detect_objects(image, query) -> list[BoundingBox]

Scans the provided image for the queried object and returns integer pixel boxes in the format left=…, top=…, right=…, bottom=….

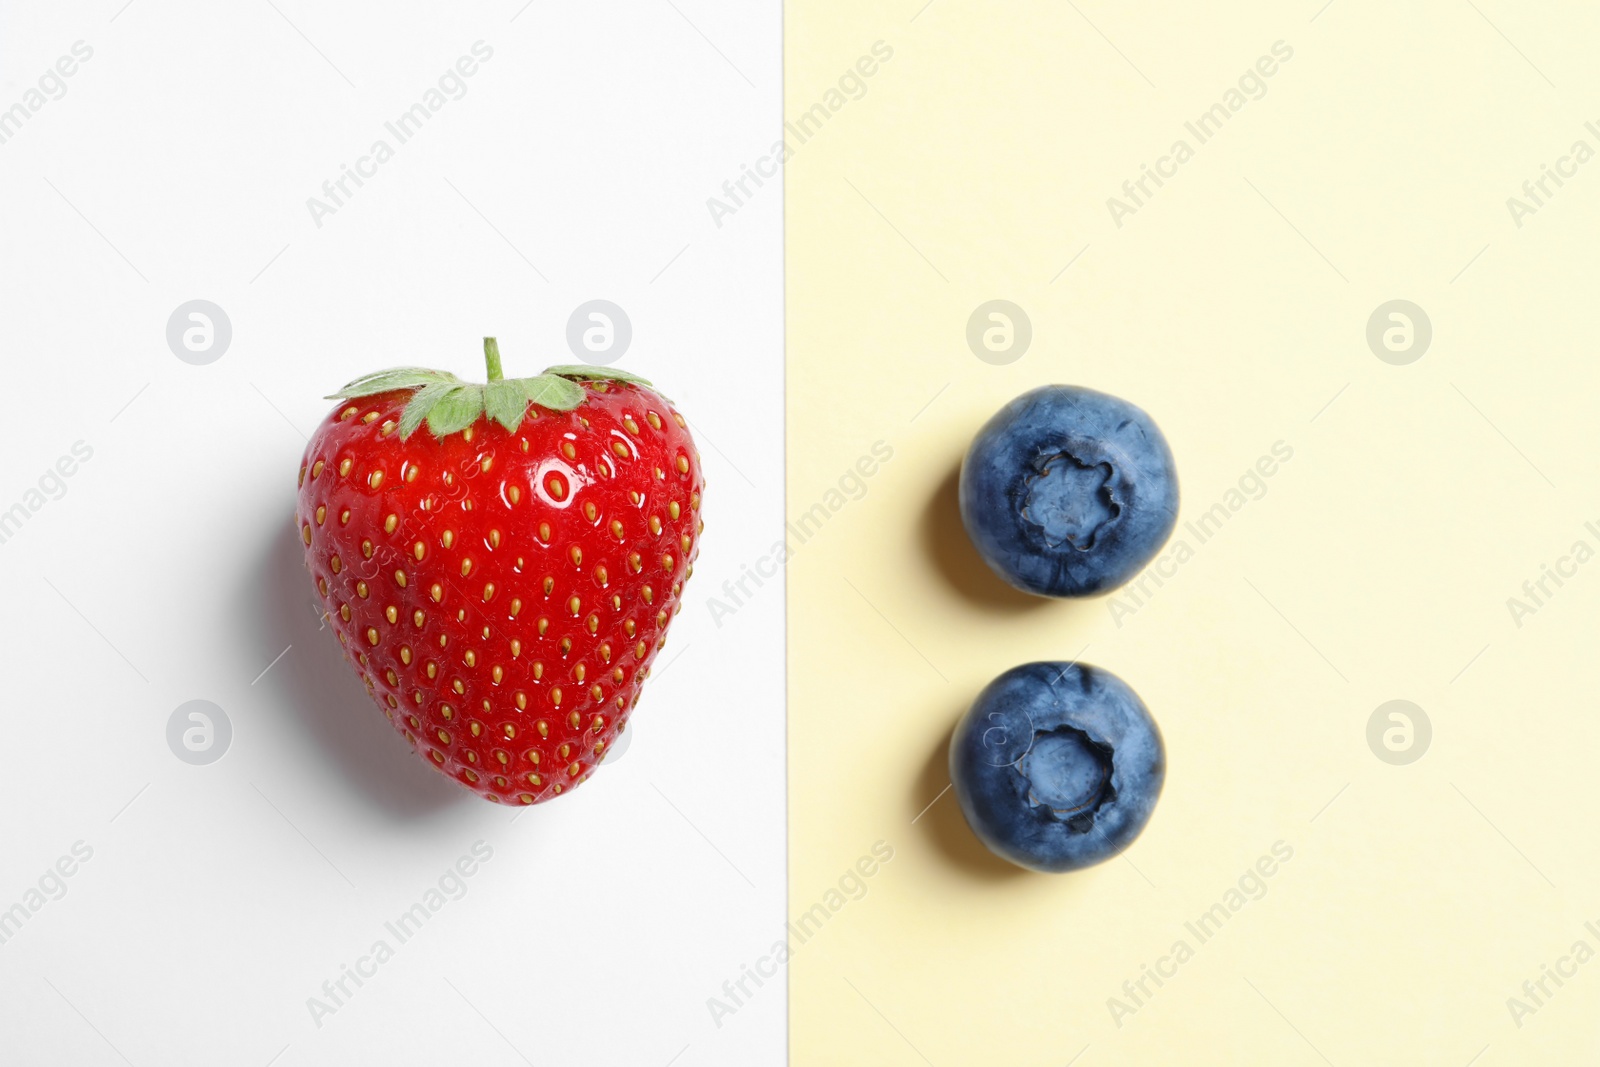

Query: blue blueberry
left=949, top=662, right=1164, bottom=873
left=959, top=385, right=1178, bottom=597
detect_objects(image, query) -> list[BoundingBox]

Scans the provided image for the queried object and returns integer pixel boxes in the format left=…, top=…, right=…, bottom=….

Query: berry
left=949, top=662, right=1164, bottom=872
left=959, top=385, right=1178, bottom=597
left=295, top=340, right=703, bottom=804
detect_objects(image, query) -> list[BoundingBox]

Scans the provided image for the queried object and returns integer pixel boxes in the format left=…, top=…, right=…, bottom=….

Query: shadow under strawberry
left=252, top=519, right=471, bottom=819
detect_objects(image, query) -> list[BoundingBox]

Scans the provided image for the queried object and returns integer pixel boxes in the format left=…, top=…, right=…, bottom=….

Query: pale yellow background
left=786, top=1, right=1600, bottom=1063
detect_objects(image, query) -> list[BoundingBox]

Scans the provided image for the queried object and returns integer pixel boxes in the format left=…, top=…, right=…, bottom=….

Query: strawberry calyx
left=324, top=338, right=653, bottom=440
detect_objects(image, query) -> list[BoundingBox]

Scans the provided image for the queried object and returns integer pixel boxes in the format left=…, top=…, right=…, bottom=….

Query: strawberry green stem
left=327, top=342, right=655, bottom=440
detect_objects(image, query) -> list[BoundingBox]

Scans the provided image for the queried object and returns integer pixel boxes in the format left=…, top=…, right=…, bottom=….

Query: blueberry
left=959, top=385, right=1178, bottom=597
left=949, top=662, right=1164, bottom=873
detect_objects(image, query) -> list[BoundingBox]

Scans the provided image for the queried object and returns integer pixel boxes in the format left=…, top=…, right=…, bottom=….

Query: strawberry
left=294, top=339, right=703, bottom=804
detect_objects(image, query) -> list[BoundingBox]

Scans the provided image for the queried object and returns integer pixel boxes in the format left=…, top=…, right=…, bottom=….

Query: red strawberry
left=294, top=339, right=703, bottom=804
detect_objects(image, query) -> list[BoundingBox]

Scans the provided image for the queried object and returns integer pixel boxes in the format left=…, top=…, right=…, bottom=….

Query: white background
left=0, top=2, right=784, bottom=1064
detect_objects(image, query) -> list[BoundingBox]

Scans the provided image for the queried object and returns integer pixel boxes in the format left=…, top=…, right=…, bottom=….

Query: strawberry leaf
left=397, top=381, right=458, bottom=440
left=484, top=379, right=530, bottom=432
left=327, top=367, right=459, bottom=400
left=425, top=385, right=485, bottom=438
left=338, top=342, right=621, bottom=442
left=542, top=365, right=652, bottom=387
left=521, top=375, right=586, bottom=411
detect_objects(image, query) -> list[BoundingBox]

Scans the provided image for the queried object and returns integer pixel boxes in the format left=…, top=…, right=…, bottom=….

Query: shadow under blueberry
left=913, top=716, right=1028, bottom=883
left=920, top=463, right=1049, bottom=613
left=245, top=519, right=471, bottom=821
